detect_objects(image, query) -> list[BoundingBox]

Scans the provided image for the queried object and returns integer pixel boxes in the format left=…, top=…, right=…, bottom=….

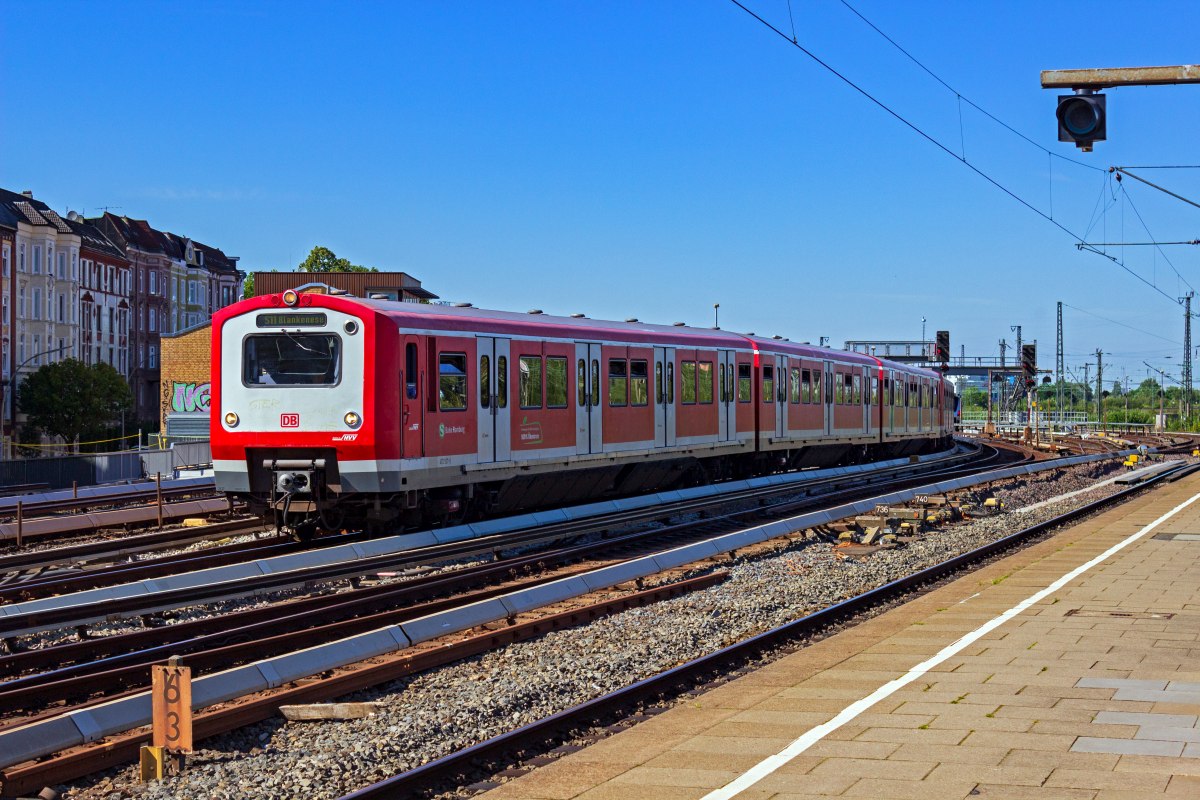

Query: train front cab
left=212, top=293, right=389, bottom=537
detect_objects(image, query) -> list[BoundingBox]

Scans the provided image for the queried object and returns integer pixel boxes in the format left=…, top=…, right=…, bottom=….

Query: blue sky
left=4, top=1, right=1200, bottom=388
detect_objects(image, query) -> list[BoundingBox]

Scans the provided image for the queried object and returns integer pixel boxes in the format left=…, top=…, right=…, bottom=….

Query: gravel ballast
left=57, top=458, right=1177, bottom=800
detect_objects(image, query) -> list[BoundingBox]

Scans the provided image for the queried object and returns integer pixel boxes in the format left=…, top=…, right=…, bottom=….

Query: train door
left=401, top=335, right=424, bottom=458
left=774, top=354, right=787, bottom=438
left=653, top=346, right=676, bottom=447
left=574, top=342, right=603, bottom=454
left=823, top=361, right=834, bottom=435
left=719, top=350, right=735, bottom=441
left=477, top=337, right=512, bottom=463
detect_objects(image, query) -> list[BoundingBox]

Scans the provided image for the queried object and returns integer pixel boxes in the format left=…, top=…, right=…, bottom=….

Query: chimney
left=21, top=191, right=33, bottom=199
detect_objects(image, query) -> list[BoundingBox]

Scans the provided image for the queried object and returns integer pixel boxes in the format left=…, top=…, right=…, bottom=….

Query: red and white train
left=211, top=287, right=955, bottom=536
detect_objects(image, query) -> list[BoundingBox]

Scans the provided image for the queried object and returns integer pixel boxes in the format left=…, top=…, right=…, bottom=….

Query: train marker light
left=282, top=289, right=299, bottom=307
left=224, top=412, right=239, bottom=427
left=344, top=411, right=361, bottom=428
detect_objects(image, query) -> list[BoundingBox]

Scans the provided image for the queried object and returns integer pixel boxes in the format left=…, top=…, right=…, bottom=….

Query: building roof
left=65, top=214, right=128, bottom=262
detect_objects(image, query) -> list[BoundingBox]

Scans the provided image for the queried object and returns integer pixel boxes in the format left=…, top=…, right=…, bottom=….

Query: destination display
left=256, top=313, right=328, bottom=328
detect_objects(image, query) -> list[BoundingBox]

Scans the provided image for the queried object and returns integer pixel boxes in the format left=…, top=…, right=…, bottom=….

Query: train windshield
left=243, top=333, right=341, bottom=386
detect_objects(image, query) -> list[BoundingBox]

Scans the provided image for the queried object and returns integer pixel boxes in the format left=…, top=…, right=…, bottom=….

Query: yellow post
left=139, top=745, right=166, bottom=782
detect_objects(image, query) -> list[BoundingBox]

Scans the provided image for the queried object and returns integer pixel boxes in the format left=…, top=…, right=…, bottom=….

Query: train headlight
left=344, top=411, right=361, bottom=428
left=282, top=289, right=299, bottom=307
left=224, top=411, right=239, bottom=427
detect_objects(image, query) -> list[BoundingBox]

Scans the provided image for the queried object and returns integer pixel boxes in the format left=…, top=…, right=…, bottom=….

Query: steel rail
left=0, top=484, right=220, bottom=519
left=0, top=446, right=1003, bottom=686
left=0, top=574, right=726, bottom=797
left=0, top=447, right=992, bottom=636
left=0, top=443, right=1022, bottom=724
left=339, top=460, right=1199, bottom=800
left=0, top=518, right=266, bottom=578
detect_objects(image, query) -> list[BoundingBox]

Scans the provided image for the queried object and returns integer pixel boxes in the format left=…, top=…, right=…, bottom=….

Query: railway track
left=340, top=457, right=1200, bottom=800
left=1, top=442, right=1124, bottom=793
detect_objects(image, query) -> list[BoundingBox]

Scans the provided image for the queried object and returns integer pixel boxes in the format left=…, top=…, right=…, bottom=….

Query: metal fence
left=0, top=441, right=212, bottom=491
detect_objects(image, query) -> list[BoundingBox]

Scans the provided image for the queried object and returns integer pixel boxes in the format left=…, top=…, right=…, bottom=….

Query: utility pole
left=1082, top=362, right=1090, bottom=421
left=1095, top=349, right=1104, bottom=433
left=1056, top=302, right=1065, bottom=426
left=1183, top=292, right=1194, bottom=420
left=998, top=339, right=1008, bottom=417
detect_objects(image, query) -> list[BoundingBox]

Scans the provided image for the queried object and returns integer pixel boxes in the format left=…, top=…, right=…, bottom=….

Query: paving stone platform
left=481, top=470, right=1200, bottom=799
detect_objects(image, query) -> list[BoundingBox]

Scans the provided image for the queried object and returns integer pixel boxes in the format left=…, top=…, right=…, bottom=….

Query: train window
left=698, top=361, right=714, bottom=404
left=405, top=342, right=418, bottom=398
left=801, top=369, right=811, bottom=403
left=789, top=368, right=800, bottom=404
left=519, top=356, right=542, bottom=409
left=871, top=377, right=879, bottom=405
left=666, top=361, right=674, bottom=404
left=630, top=360, right=649, bottom=406
left=762, top=365, right=774, bottom=404
left=894, top=379, right=903, bottom=408
left=852, top=374, right=861, bottom=405
left=546, top=357, right=568, bottom=408
left=681, top=361, right=696, bottom=404
left=609, top=359, right=628, bottom=407
left=481, top=354, right=490, bottom=409
left=737, top=364, right=751, bottom=402
left=438, top=353, right=468, bottom=411
left=719, top=363, right=727, bottom=402
left=816, top=370, right=825, bottom=404
left=590, top=359, right=600, bottom=406
left=497, top=356, right=508, bottom=408
left=243, top=333, right=341, bottom=387
left=656, top=362, right=664, bottom=404
left=577, top=359, right=587, bottom=407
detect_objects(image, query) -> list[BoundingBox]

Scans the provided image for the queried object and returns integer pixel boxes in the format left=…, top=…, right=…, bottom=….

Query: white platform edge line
left=700, top=488, right=1200, bottom=800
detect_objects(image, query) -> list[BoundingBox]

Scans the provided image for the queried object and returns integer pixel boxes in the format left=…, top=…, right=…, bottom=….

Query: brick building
left=159, top=320, right=212, bottom=439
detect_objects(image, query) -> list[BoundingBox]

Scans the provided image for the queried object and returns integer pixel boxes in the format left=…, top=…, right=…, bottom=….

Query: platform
left=482, top=471, right=1200, bottom=799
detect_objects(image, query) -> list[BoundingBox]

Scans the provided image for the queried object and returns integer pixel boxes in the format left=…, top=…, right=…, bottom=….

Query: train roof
left=228, top=292, right=942, bottom=380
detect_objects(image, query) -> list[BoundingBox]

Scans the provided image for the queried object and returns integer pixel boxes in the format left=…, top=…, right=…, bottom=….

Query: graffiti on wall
left=171, top=382, right=211, bottom=413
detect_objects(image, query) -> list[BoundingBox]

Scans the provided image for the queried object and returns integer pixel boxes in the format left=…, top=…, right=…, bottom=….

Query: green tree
left=297, top=246, right=378, bottom=273
left=18, top=360, right=133, bottom=449
left=242, top=272, right=254, bottom=299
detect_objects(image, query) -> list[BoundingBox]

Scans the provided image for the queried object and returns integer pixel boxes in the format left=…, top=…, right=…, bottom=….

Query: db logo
left=280, top=413, right=300, bottom=428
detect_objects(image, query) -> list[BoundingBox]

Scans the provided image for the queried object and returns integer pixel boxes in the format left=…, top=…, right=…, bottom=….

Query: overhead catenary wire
left=835, top=0, right=1104, bottom=173
left=1062, top=302, right=1182, bottom=346
left=726, top=0, right=1179, bottom=305
left=1110, top=167, right=1200, bottom=212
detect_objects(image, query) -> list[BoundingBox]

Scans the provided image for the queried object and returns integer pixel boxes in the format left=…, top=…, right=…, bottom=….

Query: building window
left=58, top=293, right=64, bottom=323
left=2, top=244, right=8, bottom=277
left=32, top=245, right=41, bottom=274
left=57, top=252, right=65, bottom=278
left=18, top=287, right=25, bottom=318
left=150, top=271, right=157, bottom=295
left=72, top=252, right=78, bottom=280
left=149, top=345, right=157, bottom=368
left=149, top=308, right=156, bottom=332
left=31, top=289, right=40, bottom=320
left=17, top=243, right=24, bottom=272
